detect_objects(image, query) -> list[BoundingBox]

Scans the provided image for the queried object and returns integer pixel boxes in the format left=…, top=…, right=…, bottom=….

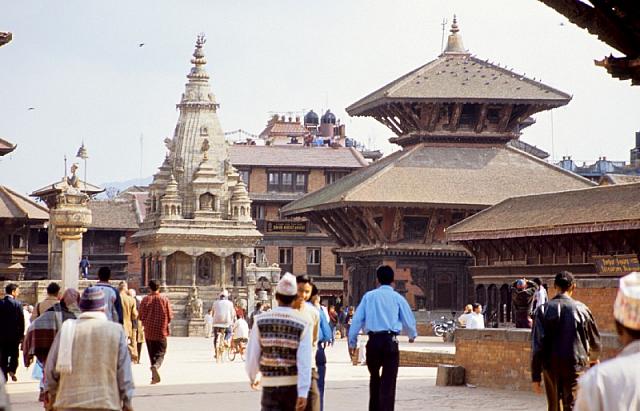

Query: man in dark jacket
left=531, top=271, right=601, bottom=411
left=512, top=278, right=538, bottom=328
left=0, top=283, right=25, bottom=382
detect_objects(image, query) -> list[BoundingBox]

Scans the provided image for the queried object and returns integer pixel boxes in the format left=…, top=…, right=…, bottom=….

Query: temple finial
left=188, top=33, right=209, bottom=81
left=451, top=15, right=459, bottom=34
left=443, top=15, right=467, bottom=55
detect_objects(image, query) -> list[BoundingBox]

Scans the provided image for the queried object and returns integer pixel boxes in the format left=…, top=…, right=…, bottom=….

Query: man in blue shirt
left=348, top=265, right=417, bottom=411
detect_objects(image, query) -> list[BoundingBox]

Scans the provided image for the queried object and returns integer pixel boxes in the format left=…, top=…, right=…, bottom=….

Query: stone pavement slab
left=7, top=336, right=546, bottom=410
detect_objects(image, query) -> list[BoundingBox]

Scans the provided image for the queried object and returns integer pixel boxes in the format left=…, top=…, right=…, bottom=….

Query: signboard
left=266, top=221, right=307, bottom=233
left=594, top=254, right=640, bottom=276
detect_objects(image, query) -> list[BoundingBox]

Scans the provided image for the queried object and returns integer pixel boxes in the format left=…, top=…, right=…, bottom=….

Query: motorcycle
left=430, top=316, right=456, bottom=338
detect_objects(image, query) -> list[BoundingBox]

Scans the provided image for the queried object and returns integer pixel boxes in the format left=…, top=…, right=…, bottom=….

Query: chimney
left=295, top=116, right=300, bottom=123
left=288, top=116, right=292, bottom=122
left=280, top=115, right=285, bottom=122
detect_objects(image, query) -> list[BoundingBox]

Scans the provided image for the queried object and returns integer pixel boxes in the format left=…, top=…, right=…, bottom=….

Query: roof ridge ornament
left=442, top=15, right=468, bottom=56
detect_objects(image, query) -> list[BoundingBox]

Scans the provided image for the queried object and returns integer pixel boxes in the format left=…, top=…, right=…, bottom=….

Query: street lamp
left=76, top=142, right=88, bottom=191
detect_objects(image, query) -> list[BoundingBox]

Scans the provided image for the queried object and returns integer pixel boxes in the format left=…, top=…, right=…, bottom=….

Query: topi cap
left=614, top=272, right=640, bottom=331
left=516, top=279, right=526, bottom=289
left=276, top=273, right=298, bottom=296
left=79, top=287, right=106, bottom=312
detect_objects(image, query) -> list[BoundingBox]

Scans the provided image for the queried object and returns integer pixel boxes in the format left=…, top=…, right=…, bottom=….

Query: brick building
left=229, top=143, right=368, bottom=304
left=447, top=182, right=640, bottom=331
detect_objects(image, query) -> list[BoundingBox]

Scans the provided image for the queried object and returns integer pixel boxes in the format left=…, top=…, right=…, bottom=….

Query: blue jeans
left=316, top=344, right=327, bottom=411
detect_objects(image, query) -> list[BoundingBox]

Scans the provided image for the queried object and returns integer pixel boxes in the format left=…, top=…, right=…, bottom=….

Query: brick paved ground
left=7, top=336, right=546, bottom=410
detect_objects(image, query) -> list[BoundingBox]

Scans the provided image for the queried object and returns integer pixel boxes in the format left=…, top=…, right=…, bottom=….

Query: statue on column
left=66, top=163, right=81, bottom=189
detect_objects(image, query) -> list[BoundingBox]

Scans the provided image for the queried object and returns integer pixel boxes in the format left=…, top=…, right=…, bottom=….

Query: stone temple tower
left=133, top=35, right=262, bottom=293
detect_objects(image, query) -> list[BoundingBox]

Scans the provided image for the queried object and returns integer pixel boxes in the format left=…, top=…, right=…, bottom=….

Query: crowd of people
left=2, top=265, right=639, bottom=411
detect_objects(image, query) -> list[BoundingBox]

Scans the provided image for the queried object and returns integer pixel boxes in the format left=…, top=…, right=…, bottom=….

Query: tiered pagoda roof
left=0, top=186, right=48, bottom=221
left=283, top=18, right=592, bottom=219
left=347, top=17, right=571, bottom=147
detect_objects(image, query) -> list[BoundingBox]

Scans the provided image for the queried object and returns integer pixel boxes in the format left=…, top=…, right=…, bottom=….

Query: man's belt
left=367, top=331, right=398, bottom=336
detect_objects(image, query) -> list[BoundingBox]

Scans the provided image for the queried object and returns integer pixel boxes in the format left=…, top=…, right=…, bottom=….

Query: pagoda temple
left=282, top=18, right=594, bottom=312
left=133, top=35, right=261, bottom=290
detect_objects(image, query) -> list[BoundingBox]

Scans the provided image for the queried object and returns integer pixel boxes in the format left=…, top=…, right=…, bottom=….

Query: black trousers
left=146, top=339, right=167, bottom=369
left=0, top=339, right=19, bottom=380
left=542, top=367, right=582, bottom=411
left=261, top=385, right=298, bottom=411
left=366, top=333, right=399, bottom=411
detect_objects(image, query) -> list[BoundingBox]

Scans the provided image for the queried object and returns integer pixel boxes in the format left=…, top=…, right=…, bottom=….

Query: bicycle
left=213, top=326, right=228, bottom=362
left=227, top=338, right=247, bottom=362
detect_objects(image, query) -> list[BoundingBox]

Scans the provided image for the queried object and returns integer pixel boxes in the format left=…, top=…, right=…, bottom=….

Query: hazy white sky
left=1, top=0, right=638, bottom=195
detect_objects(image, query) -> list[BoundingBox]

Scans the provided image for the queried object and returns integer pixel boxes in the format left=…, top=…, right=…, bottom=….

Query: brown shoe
left=9, top=372, right=17, bottom=382
left=150, top=366, right=161, bottom=384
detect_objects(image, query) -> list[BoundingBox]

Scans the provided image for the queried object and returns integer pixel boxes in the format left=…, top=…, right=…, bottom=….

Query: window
left=487, top=106, right=501, bottom=124
left=251, top=204, right=266, bottom=220
left=325, top=171, right=349, bottom=185
left=38, top=230, right=48, bottom=245
left=268, top=172, right=279, bottom=186
left=335, top=254, right=343, bottom=265
left=12, top=235, right=23, bottom=249
left=279, top=248, right=293, bottom=265
left=239, top=169, right=250, bottom=187
left=307, top=248, right=321, bottom=265
left=402, top=216, right=428, bottom=241
left=267, top=170, right=308, bottom=192
left=295, top=174, right=306, bottom=191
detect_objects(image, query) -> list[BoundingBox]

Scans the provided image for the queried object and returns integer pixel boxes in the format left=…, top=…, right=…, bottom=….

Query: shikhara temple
left=283, top=18, right=593, bottom=313
left=133, top=35, right=261, bottom=290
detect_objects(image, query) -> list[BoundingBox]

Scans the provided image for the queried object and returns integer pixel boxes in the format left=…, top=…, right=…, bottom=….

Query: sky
left=1, top=0, right=638, bottom=195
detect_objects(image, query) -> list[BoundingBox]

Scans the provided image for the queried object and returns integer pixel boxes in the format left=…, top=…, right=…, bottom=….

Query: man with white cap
left=245, top=273, right=312, bottom=411
left=574, top=272, right=640, bottom=411
left=44, top=286, right=134, bottom=411
left=212, top=289, right=236, bottom=354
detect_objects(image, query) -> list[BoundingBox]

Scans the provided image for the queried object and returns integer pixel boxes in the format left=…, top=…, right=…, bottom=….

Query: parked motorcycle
left=430, top=316, right=456, bottom=338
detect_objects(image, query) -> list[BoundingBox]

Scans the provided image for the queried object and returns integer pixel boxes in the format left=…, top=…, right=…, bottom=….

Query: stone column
left=141, top=255, right=147, bottom=286
left=160, top=256, right=167, bottom=289
left=191, top=255, right=197, bottom=287
left=246, top=263, right=257, bottom=315
left=49, top=191, right=92, bottom=290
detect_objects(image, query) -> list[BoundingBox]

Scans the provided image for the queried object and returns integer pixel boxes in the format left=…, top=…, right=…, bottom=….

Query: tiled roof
left=347, top=54, right=571, bottom=115
left=282, top=144, right=594, bottom=215
left=31, top=180, right=104, bottom=197
left=446, top=183, right=640, bottom=240
left=600, top=174, right=640, bottom=185
left=229, top=145, right=368, bottom=169
left=88, top=200, right=140, bottom=230
left=259, top=120, right=309, bottom=138
left=0, top=138, right=16, bottom=156
left=0, top=186, right=48, bottom=220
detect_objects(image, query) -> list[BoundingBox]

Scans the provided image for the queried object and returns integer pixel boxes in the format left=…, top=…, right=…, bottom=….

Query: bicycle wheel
left=227, top=345, right=236, bottom=362
left=433, top=325, right=444, bottom=337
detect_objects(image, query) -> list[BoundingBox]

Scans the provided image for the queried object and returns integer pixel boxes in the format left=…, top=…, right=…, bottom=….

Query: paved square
left=7, top=336, right=546, bottom=410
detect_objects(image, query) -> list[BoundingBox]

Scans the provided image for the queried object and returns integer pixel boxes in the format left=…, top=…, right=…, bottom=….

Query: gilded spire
left=188, top=33, right=210, bottom=81
left=443, top=15, right=467, bottom=55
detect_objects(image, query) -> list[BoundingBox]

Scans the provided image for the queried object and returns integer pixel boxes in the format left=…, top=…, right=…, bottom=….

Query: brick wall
left=265, top=246, right=278, bottom=267
left=546, top=279, right=618, bottom=333
left=399, top=350, right=455, bottom=367
left=320, top=246, right=334, bottom=276
left=455, top=329, right=622, bottom=391
left=293, top=246, right=306, bottom=274
left=250, top=167, right=267, bottom=193
left=308, top=169, right=325, bottom=192
left=265, top=205, right=280, bottom=220
left=125, top=232, right=140, bottom=275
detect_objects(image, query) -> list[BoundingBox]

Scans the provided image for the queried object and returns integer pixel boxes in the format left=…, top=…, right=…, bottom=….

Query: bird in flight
left=27, top=107, right=35, bottom=110
left=138, top=43, right=145, bottom=47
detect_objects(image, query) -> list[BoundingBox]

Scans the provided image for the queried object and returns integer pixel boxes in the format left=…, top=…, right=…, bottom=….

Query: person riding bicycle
left=231, top=315, right=249, bottom=355
left=212, top=290, right=236, bottom=352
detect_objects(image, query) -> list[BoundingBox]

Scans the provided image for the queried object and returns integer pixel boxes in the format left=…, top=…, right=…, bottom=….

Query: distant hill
left=98, top=176, right=152, bottom=199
